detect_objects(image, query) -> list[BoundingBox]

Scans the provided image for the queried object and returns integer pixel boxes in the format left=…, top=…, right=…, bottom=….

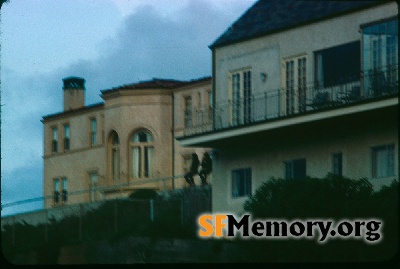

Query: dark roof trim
left=42, top=102, right=104, bottom=122
left=209, top=0, right=389, bottom=49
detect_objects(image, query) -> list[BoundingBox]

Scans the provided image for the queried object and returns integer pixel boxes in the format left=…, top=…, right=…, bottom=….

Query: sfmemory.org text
left=198, top=214, right=382, bottom=244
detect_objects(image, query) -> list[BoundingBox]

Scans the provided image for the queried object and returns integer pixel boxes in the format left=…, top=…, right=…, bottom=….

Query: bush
left=241, top=174, right=399, bottom=262
left=243, top=174, right=379, bottom=219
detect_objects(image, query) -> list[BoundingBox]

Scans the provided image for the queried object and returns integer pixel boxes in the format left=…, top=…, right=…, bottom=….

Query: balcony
left=182, top=65, right=398, bottom=137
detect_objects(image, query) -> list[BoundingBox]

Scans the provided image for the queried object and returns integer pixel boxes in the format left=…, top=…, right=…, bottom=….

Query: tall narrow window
left=206, top=90, right=213, bottom=126
left=284, top=56, right=307, bottom=114
left=362, top=18, right=398, bottom=96
left=64, top=124, right=70, bottom=151
left=231, top=69, right=252, bottom=126
left=332, top=152, right=343, bottom=176
left=53, top=178, right=60, bottom=204
left=232, top=72, right=241, bottom=125
left=130, top=130, right=154, bottom=178
left=90, top=118, right=97, bottom=146
left=52, top=127, right=58, bottom=153
left=183, top=155, right=192, bottom=174
left=232, top=168, right=252, bottom=198
left=197, top=92, right=201, bottom=110
left=61, top=177, right=68, bottom=202
left=285, top=60, right=295, bottom=115
left=208, top=90, right=213, bottom=108
left=372, top=144, right=395, bottom=178
left=184, top=96, right=192, bottom=128
left=89, top=173, right=98, bottom=202
left=285, top=159, right=306, bottom=180
left=298, top=57, right=307, bottom=112
left=109, top=131, right=120, bottom=181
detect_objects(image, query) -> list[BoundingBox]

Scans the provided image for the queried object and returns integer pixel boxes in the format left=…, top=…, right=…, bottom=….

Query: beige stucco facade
left=43, top=78, right=212, bottom=209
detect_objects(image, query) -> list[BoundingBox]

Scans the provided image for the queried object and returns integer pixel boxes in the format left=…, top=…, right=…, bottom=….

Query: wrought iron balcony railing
left=183, top=66, right=398, bottom=137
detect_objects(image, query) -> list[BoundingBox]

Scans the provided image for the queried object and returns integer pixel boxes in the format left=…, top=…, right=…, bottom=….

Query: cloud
left=62, top=0, right=241, bottom=88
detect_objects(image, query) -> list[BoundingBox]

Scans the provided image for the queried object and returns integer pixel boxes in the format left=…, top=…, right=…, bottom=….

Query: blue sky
left=0, top=0, right=257, bottom=216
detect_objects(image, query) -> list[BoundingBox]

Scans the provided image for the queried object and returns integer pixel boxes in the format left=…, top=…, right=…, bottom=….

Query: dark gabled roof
left=101, top=76, right=211, bottom=94
left=210, top=0, right=385, bottom=49
left=42, top=102, right=104, bottom=121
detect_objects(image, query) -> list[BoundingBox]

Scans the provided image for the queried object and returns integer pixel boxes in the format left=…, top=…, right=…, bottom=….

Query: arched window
left=130, top=130, right=154, bottom=178
left=109, top=131, right=120, bottom=180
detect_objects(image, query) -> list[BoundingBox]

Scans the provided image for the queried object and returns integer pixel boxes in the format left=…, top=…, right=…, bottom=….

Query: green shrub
left=241, top=174, right=399, bottom=262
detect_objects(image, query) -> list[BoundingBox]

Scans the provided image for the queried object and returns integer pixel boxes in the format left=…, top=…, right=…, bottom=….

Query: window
left=64, top=124, right=70, bottom=151
left=89, top=173, right=98, bottom=202
left=232, top=168, right=252, bottom=198
left=130, top=130, right=154, bottom=178
left=315, top=41, right=360, bottom=88
left=208, top=90, right=213, bottom=108
left=90, top=118, right=97, bottom=146
left=53, top=177, right=67, bottom=204
left=53, top=178, right=60, bottom=204
left=61, top=178, right=68, bottom=202
left=332, top=152, right=343, bottom=176
left=197, top=92, right=202, bottom=110
left=285, top=159, right=306, bottom=180
left=109, top=131, right=120, bottom=181
left=284, top=56, right=307, bottom=114
left=362, top=18, right=398, bottom=96
left=372, top=144, right=395, bottom=178
left=231, top=69, right=251, bottom=125
left=184, top=96, right=192, bottom=128
left=52, top=127, right=58, bottom=153
left=206, top=90, right=213, bottom=124
left=183, top=155, right=192, bottom=174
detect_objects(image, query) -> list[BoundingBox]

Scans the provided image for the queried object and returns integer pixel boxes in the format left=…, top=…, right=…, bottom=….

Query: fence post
left=180, top=198, right=184, bottom=226
left=12, top=216, right=16, bottom=246
left=162, top=178, right=166, bottom=192
left=277, top=88, right=281, bottom=117
left=114, top=199, right=118, bottom=233
left=150, top=199, right=154, bottom=222
left=79, top=204, right=83, bottom=241
left=264, top=91, right=268, bottom=119
left=44, top=210, right=48, bottom=242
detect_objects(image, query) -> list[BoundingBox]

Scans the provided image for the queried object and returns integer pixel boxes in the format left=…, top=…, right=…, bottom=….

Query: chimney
left=63, top=77, right=85, bottom=111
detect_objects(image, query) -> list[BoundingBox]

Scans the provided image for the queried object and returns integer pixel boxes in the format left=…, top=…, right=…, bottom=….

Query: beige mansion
left=42, top=76, right=211, bottom=208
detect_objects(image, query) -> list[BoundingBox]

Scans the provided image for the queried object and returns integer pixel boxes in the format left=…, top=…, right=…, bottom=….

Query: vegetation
left=2, top=175, right=398, bottom=263
left=1, top=190, right=196, bottom=264
left=240, top=174, right=399, bottom=262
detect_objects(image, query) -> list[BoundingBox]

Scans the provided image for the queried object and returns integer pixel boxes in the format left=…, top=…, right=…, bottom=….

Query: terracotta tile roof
left=42, top=76, right=211, bottom=120
left=210, top=0, right=383, bottom=49
left=101, top=76, right=211, bottom=94
left=42, top=102, right=104, bottom=121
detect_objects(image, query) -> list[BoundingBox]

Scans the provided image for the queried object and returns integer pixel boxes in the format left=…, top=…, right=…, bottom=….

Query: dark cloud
left=59, top=0, right=237, bottom=105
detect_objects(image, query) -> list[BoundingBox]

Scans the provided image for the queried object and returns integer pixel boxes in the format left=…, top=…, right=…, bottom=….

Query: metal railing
left=1, top=174, right=208, bottom=216
left=183, top=66, right=398, bottom=136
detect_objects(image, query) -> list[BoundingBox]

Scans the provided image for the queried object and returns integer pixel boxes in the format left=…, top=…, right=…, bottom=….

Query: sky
left=0, top=0, right=258, bottom=216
